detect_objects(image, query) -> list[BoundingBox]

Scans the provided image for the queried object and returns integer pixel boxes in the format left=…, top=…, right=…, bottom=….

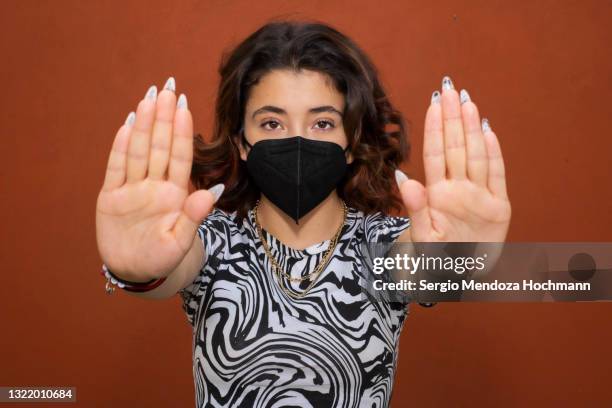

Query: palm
left=422, top=179, right=511, bottom=242
left=96, top=80, right=217, bottom=281
left=397, top=76, right=511, bottom=243
left=96, top=179, right=191, bottom=279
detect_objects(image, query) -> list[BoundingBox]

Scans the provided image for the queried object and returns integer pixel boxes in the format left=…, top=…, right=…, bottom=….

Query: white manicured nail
left=459, top=89, right=471, bottom=104
left=208, top=183, right=225, bottom=203
left=125, top=111, right=136, bottom=126
left=442, top=75, right=454, bottom=91
left=163, top=77, right=176, bottom=92
left=177, top=93, right=188, bottom=109
left=395, top=169, right=409, bottom=187
left=482, top=118, right=492, bottom=133
left=431, top=90, right=440, bottom=104
left=145, top=85, right=157, bottom=101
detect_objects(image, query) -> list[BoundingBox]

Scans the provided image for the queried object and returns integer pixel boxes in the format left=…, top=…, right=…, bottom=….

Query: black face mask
left=242, top=130, right=349, bottom=224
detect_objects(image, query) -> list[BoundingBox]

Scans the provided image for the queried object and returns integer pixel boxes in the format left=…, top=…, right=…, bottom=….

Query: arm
left=125, top=234, right=205, bottom=300
left=96, top=78, right=223, bottom=303
left=392, top=75, right=511, bottom=277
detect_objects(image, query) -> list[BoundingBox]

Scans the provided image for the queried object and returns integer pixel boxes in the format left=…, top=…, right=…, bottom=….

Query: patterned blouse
left=179, top=204, right=411, bottom=407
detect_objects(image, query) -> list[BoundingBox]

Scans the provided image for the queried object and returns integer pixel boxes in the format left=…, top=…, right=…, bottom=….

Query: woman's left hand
left=396, top=75, right=511, bottom=243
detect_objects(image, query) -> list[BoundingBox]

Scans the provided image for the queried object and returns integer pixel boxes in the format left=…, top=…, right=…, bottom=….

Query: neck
left=256, top=191, right=345, bottom=251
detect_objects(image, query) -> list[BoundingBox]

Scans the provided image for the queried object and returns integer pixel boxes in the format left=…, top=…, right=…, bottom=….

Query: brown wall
left=1, top=1, right=611, bottom=406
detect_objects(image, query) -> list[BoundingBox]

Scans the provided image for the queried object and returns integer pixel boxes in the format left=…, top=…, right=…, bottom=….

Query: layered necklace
left=253, top=199, right=348, bottom=299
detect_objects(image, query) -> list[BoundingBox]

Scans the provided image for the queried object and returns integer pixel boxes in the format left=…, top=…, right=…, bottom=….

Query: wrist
left=106, top=266, right=157, bottom=283
left=100, top=264, right=167, bottom=294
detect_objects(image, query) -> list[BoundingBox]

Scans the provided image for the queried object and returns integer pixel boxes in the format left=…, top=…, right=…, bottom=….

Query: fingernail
left=208, top=183, right=225, bottom=203
left=125, top=111, right=136, bottom=126
left=163, top=77, right=176, bottom=92
left=145, top=85, right=157, bottom=101
left=394, top=169, right=409, bottom=187
left=482, top=118, right=492, bottom=133
left=177, top=93, right=188, bottom=109
left=442, top=75, right=454, bottom=91
left=459, top=89, right=471, bottom=104
left=431, top=90, right=441, bottom=104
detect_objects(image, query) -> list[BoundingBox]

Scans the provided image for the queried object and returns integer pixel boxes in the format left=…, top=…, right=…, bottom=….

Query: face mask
left=242, top=131, right=349, bottom=224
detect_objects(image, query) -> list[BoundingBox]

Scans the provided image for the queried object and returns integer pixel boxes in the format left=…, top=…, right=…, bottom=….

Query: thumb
left=395, top=170, right=431, bottom=242
left=173, top=183, right=225, bottom=251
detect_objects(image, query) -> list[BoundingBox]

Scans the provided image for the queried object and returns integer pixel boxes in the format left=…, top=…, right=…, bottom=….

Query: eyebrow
left=251, top=105, right=343, bottom=119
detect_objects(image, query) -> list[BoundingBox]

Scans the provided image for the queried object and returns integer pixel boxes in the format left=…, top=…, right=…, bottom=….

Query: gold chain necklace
left=253, top=199, right=348, bottom=299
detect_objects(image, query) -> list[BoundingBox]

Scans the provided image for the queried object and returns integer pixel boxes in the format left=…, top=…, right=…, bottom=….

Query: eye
left=314, top=120, right=335, bottom=130
left=261, top=120, right=282, bottom=130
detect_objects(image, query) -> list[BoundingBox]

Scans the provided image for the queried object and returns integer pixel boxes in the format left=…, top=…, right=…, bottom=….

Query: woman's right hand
left=95, top=78, right=224, bottom=282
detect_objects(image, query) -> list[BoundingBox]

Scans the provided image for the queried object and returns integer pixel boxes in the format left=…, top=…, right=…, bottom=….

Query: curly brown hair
left=190, top=19, right=410, bottom=219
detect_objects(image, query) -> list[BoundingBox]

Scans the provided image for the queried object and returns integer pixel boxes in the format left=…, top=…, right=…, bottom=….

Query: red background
left=1, top=1, right=611, bottom=406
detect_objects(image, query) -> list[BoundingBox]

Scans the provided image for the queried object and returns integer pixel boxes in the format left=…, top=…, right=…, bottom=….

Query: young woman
left=96, top=20, right=511, bottom=408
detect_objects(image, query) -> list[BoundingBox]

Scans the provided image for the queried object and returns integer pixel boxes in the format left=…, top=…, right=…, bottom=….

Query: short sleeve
left=178, top=208, right=232, bottom=327
left=363, top=212, right=411, bottom=243
left=360, top=211, right=412, bottom=307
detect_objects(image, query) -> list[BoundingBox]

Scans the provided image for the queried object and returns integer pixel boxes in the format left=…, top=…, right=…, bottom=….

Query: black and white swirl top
left=179, top=204, right=411, bottom=408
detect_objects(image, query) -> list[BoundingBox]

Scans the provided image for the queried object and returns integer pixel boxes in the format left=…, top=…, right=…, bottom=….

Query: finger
left=168, top=94, right=193, bottom=189
left=148, top=77, right=177, bottom=180
left=459, top=89, right=488, bottom=187
left=482, top=119, right=508, bottom=199
left=397, top=176, right=433, bottom=242
left=173, top=185, right=223, bottom=251
left=101, top=112, right=135, bottom=192
left=441, top=76, right=467, bottom=180
left=423, top=91, right=445, bottom=186
left=126, top=85, right=157, bottom=183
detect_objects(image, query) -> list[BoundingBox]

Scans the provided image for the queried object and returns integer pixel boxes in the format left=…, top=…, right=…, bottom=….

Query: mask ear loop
left=240, top=126, right=254, bottom=150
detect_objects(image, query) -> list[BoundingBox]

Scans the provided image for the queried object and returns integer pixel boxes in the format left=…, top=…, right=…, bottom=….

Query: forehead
left=246, top=69, right=344, bottom=112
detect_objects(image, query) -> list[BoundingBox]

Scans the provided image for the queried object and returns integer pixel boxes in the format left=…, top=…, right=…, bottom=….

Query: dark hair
left=191, top=19, right=410, bottom=219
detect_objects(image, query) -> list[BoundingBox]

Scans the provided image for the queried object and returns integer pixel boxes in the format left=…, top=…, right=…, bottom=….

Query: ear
left=346, top=150, right=354, bottom=165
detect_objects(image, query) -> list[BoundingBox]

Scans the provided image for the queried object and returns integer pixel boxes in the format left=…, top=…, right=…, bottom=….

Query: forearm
left=126, top=234, right=205, bottom=301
